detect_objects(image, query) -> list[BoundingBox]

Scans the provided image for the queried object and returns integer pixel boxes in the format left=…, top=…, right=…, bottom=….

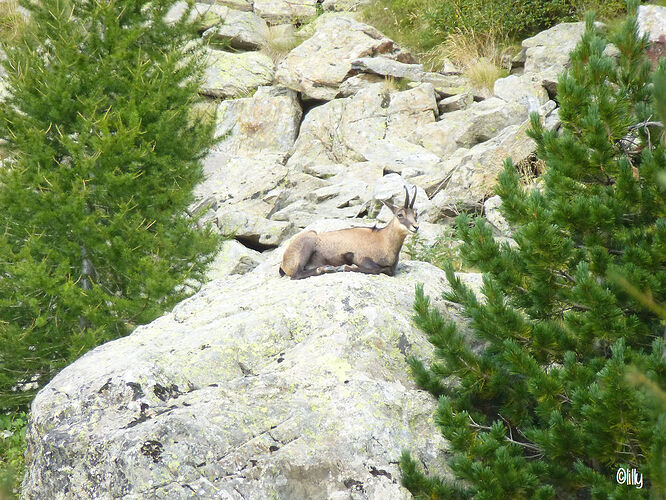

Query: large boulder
left=213, top=85, right=302, bottom=157
left=202, top=9, right=269, bottom=50
left=210, top=0, right=252, bottom=12
left=513, top=21, right=601, bottom=95
left=201, top=49, right=274, bottom=98
left=217, top=209, right=294, bottom=248
left=275, top=16, right=415, bottom=100
left=206, top=239, right=265, bottom=278
left=424, top=112, right=544, bottom=220
left=417, top=97, right=529, bottom=157
left=22, top=262, right=458, bottom=500
left=287, top=83, right=437, bottom=171
left=637, top=5, right=666, bottom=42
left=322, top=0, right=371, bottom=11
left=350, top=57, right=425, bottom=81
left=493, top=73, right=550, bottom=106
left=254, top=0, right=319, bottom=24
left=520, top=22, right=587, bottom=74
left=194, top=152, right=289, bottom=218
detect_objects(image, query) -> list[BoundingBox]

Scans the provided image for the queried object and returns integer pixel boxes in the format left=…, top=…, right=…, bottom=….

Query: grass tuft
left=260, top=25, right=303, bottom=64
left=0, top=0, right=26, bottom=45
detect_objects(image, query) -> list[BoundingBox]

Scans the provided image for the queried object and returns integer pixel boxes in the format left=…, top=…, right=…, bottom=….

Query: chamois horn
left=410, top=186, right=417, bottom=208
left=403, top=185, right=410, bottom=209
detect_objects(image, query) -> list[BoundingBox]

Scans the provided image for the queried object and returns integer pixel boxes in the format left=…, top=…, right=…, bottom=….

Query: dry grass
left=515, top=153, right=547, bottom=185
left=424, top=27, right=515, bottom=90
left=383, top=75, right=412, bottom=92
left=465, top=58, right=508, bottom=91
left=260, top=25, right=302, bottom=64
left=0, top=0, right=26, bottom=45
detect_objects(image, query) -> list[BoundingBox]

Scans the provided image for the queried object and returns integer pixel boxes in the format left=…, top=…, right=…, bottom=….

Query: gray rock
left=359, top=138, right=441, bottom=176
left=287, top=84, right=437, bottom=171
left=214, top=85, right=302, bottom=157
left=207, top=240, right=265, bottom=278
left=351, top=57, right=425, bottom=80
left=270, top=198, right=366, bottom=228
left=521, top=22, right=592, bottom=74
left=217, top=209, right=294, bottom=247
left=307, top=178, right=370, bottom=208
left=484, top=195, right=510, bottom=236
left=638, top=5, right=666, bottom=42
left=416, top=72, right=474, bottom=98
left=438, top=58, right=463, bottom=75
left=424, top=110, right=542, bottom=220
left=493, top=73, right=550, bottom=105
left=438, top=92, right=474, bottom=114
left=23, top=262, right=455, bottom=499
left=194, top=152, right=288, bottom=218
left=322, top=0, right=371, bottom=11
left=203, top=10, right=269, bottom=50
left=211, top=0, right=252, bottom=11
left=275, top=16, right=415, bottom=100
left=303, top=163, right=346, bottom=179
left=418, top=97, right=529, bottom=157
left=201, top=49, right=274, bottom=98
left=254, top=0, right=319, bottom=24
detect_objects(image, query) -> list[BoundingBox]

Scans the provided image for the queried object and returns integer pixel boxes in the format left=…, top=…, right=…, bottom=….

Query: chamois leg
left=350, top=257, right=395, bottom=276
left=316, top=264, right=359, bottom=274
left=291, top=267, right=326, bottom=279
left=280, top=231, right=319, bottom=279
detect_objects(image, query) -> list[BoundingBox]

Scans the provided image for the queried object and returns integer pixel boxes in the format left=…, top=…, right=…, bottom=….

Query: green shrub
left=0, top=0, right=220, bottom=411
left=404, top=230, right=464, bottom=272
left=402, top=3, right=666, bottom=498
left=0, top=412, right=27, bottom=499
left=362, top=0, right=646, bottom=62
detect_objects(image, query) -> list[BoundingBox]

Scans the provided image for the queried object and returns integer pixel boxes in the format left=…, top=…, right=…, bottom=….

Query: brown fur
left=280, top=187, right=419, bottom=279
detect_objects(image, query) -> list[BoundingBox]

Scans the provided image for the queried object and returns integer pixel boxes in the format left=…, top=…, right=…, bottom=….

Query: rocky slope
left=17, top=3, right=666, bottom=499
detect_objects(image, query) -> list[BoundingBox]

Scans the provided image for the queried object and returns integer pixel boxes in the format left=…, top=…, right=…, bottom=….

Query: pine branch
left=467, top=415, right=543, bottom=455
left=628, top=120, right=664, bottom=130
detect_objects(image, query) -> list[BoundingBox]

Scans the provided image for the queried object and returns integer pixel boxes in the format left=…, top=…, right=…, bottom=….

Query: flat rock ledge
left=22, top=261, right=460, bottom=500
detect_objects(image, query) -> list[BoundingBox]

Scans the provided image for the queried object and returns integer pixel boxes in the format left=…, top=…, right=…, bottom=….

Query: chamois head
left=390, top=185, right=419, bottom=234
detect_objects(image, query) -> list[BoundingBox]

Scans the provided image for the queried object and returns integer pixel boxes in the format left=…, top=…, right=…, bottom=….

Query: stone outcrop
left=275, top=16, right=416, bottom=100
left=20, top=10, right=587, bottom=498
left=287, top=83, right=437, bottom=171
left=22, top=262, right=458, bottom=500
left=510, top=21, right=596, bottom=96
left=203, top=10, right=269, bottom=50
left=418, top=97, right=529, bottom=156
left=637, top=5, right=666, bottom=42
left=213, top=85, right=302, bottom=157
left=254, top=0, right=319, bottom=24
left=201, top=49, right=274, bottom=98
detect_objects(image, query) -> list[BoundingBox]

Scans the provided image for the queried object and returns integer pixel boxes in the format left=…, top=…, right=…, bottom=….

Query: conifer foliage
left=0, top=0, right=219, bottom=410
left=401, top=4, right=666, bottom=498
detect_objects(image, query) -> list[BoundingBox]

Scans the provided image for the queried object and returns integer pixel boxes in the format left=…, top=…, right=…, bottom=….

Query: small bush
left=404, top=230, right=464, bottom=271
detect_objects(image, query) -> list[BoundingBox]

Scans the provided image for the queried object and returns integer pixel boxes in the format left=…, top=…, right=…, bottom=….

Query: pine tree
left=401, top=3, right=666, bottom=498
left=0, top=0, right=219, bottom=411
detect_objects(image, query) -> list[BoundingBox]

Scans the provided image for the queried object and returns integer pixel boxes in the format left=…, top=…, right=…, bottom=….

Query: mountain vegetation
left=401, top=3, right=666, bottom=498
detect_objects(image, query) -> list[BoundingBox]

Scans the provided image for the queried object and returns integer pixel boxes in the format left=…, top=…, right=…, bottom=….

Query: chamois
left=279, top=185, right=419, bottom=279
